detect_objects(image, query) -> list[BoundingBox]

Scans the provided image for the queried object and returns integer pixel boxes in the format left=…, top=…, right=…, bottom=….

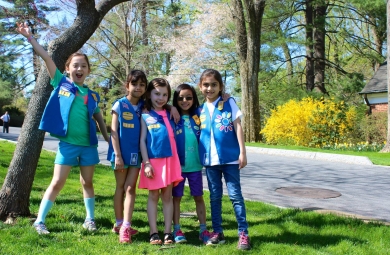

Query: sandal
left=150, top=233, right=162, bottom=245
left=164, top=233, right=174, bottom=245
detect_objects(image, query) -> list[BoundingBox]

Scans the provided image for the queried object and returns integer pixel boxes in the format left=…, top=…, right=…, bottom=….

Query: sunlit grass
left=1, top=140, right=390, bottom=254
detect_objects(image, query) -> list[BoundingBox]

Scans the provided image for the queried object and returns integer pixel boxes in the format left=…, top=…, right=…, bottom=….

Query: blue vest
left=107, top=97, right=143, bottom=165
left=198, top=98, right=240, bottom=165
left=39, top=76, right=100, bottom=146
left=142, top=110, right=176, bottom=159
left=175, top=114, right=201, bottom=166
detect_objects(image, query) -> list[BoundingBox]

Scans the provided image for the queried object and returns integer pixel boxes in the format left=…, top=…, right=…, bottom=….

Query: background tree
left=231, top=0, right=266, bottom=142
left=0, top=0, right=132, bottom=222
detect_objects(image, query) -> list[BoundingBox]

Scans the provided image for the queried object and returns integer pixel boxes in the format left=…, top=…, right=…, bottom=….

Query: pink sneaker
left=112, top=223, right=138, bottom=235
left=199, top=229, right=211, bottom=244
left=119, top=226, right=131, bottom=243
left=237, top=231, right=251, bottom=250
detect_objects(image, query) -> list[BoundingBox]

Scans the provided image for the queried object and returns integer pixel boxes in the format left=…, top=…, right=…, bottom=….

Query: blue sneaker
left=33, top=222, right=50, bottom=235
left=173, top=229, right=187, bottom=243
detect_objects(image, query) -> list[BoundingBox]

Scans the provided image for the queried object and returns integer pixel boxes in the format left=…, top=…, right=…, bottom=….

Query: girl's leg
left=222, top=164, right=248, bottom=235
left=193, top=195, right=207, bottom=225
left=160, top=184, right=173, bottom=234
left=113, top=169, right=127, bottom=224
left=205, top=165, right=223, bottom=233
left=35, top=164, right=72, bottom=224
left=172, top=196, right=181, bottom=226
left=147, top=189, right=160, bottom=235
left=123, top=167, right=139, bottom=224
left=80, top=165, right=96, bottom=228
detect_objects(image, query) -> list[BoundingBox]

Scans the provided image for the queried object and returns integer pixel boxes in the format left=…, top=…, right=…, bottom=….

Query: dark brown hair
left=173, top=83, right=200, bottom=115
left=145, top=78, right=172, bottom=110
left=198, top=68, right=225, bottom=96
left=125, top=70, right=147, bottom=100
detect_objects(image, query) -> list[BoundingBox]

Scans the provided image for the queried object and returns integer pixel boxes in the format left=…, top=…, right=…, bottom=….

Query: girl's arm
left=164, top=105, right=180, bottom=123
left=233, top=117, right=247, bottom=170
left=110, top=112, right=124, bottom=171
left=93, top=111, right=109, bottom=142
left=140, top=118, right=155, bottom=178
left=16, top=22, right=56, bottom=79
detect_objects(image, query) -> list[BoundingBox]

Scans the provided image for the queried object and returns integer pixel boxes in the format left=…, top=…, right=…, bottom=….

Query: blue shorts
left=55, top=141, right=100, bottom=166
left=172, top=171, right=204, bottom=197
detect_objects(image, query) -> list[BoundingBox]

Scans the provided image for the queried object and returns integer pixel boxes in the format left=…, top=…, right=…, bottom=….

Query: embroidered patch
left=59, top=90, right=70, bottom=97
left=215, top=112, right=233, bottom=132
left=148, top=124, right=160, bottom=129
left=122, top=102, right=129, bottom=110
left=199, top=114, right=206, bottom=123
left=145, top=116, right=158, bottom=125
left=123, top=112, right=133, bottom=120
left=192, top=115, right=200, bottom=125
left=91, top=93, right=98, bottom=102
left=123, top=123, right=134, bottom=128
left=176, top=129, right=183, bottom=135
left=130, top=153, right=138, bottom=165
left=218, top=101, right=224, bottom=110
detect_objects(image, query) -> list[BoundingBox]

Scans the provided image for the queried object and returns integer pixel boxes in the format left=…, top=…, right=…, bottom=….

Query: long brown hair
left=145, top=78, right=172, bottom=111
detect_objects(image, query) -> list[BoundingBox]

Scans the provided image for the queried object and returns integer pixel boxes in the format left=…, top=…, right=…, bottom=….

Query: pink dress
left=139, top=110, right=183, bottom=190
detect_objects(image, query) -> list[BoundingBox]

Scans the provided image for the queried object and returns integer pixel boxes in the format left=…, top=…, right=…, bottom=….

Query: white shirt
left=1, top=114, right=10, bottom=122
left=205, top=97, right=242, bottom=166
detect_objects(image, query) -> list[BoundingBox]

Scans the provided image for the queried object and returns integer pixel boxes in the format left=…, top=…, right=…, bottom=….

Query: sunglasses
left=178, top=96, right=193, bottom=101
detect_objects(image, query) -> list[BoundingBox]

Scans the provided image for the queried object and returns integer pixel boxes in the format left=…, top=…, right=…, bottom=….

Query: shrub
left=357, top=111, right=387, bottom=144
left=261, top=97, right=357, bottom=147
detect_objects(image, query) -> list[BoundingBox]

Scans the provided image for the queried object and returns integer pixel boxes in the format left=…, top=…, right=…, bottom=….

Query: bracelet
left=27, top=35, right=34, bottom=43
left=143, top=161, right=150, bottom=165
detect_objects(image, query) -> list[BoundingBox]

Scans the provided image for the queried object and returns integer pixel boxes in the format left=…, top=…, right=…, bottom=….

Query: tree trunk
left=313, top=0, right=327, bottom=94
left=380, top=0, right=390, bottom=153
left=305, top=0, right=315, bottom=91
left=232, top=0, right=265, bottom=142
left=0, top=0, right=128, bottom=222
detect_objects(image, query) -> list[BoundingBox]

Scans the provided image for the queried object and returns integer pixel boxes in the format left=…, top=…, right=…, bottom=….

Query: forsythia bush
left=261, top=97, right=357, bottom=147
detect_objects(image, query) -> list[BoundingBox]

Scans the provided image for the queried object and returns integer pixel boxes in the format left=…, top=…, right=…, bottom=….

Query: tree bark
left=313, top=0, right=327, bottom=94
left=305, top=0, right=315, bottom=91
left=0, top=0, right=129, bottom=221
left=232, top=0, right=265, bottom=142
left=380, top=0, right=390, bottom=153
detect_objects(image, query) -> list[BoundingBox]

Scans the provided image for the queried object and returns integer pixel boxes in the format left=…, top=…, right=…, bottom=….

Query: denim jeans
left=205, top=164, right=248, bottom=235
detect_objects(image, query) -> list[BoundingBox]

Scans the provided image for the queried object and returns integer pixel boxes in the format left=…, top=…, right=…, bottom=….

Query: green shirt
left=50, top=69, right=100, bottom=146
left=182, top=115, right=203, bottom=172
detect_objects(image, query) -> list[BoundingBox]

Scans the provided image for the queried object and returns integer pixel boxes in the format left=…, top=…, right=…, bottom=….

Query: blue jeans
left=205, top=164, right=248, bottom=235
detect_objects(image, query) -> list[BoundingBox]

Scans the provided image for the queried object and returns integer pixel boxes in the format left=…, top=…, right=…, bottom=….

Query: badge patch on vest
left=91, top=93, right=98, bottom=102
left=123, top=112, right=133, bottom=120
left=145, top=116, right=157, bottom=124
left=176, top=129, right=183, bottom=135
left=59, top=90, right=70, bottom=97
left=148, top=124, right=161, bottom=129
left=199, top=114, right=206, bottom=123
left=215, top=112, right=233, bottom=132
left=130, top=153, right=138, bottom=165
left=123, top=123, right=134, bottom=128
left=192, top=115, right=200, bottom=125
left=218, top=101, right=224, bottom=110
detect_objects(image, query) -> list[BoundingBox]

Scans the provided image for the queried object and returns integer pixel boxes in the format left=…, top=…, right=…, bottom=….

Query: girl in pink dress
left=139, top=78, right=183, bottom=245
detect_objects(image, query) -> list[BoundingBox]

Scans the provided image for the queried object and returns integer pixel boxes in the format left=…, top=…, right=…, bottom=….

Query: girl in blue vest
left=197, top=69, right=251, bottom=250
left=139, top=78, right=183, bottom=245
left=107, top=70, right=147, bottom=243
left=16, top=22, right=109, bottom=235
left=171, top=83, right=211, bottom=244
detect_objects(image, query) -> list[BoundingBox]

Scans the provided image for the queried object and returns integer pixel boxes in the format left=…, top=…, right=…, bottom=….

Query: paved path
left=1, top=127, right=389, bottom=223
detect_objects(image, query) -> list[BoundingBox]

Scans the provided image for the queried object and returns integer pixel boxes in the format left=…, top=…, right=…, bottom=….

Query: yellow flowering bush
left=261, top=97, right=357, bottom=147
left=260, top=98, right=317, bottom=146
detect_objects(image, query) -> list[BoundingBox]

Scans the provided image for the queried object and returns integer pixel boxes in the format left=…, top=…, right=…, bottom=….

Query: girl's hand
left=115, top=157, right=125, bottom=172
left=142, top=108, right=149, bottom=114
left=144, top=163, right=155, bottom=178
left=170, top=106, right=180, bottom=123
left=16, top=22, right=32, bottom=38
left=238, top=153, right=247, bottom=170
left=222, top=93, right=231, bottom=102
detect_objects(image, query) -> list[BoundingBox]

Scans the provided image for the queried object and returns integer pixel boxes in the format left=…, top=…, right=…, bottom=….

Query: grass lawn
left=246, top=142, right=390, bottom=166
left=1, top=140, right=390, bottom=254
